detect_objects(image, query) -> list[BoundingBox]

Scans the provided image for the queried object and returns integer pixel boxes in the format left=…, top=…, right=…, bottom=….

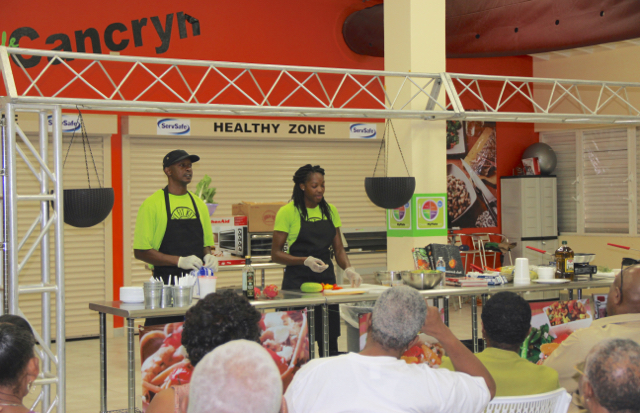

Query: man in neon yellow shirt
left=134, top=150, right=217, bottom=324
left=441, top=292, right=559, bottom=396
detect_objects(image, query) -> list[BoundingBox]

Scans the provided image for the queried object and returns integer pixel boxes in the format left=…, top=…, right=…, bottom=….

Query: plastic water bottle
left=436, top=256, right=446, bottom=273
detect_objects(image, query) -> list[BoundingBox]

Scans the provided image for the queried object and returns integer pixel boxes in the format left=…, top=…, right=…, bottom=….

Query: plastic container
left=199, top=276, right=217, bottom=297
left=513, top=258, right=531, bottom=285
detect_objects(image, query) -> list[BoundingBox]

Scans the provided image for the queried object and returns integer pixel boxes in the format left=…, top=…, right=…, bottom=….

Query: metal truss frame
left=1, top=103, right=65, bottom=413
left=2, top=47, right=640, bottom=124
left=2, top=46, right=640, bottom=413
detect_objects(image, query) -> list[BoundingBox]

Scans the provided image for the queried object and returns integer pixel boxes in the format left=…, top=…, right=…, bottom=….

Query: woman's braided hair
left=292, top=164, right=331, bottom=221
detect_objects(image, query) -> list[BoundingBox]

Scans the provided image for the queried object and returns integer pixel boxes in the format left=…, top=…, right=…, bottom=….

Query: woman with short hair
left=0, top=322, right=40, bottom=413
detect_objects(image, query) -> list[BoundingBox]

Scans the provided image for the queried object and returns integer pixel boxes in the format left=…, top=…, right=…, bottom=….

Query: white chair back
left=484, top=388, right=571, bottom=413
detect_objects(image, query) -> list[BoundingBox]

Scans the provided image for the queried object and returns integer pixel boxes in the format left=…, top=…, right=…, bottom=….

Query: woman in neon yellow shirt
left=271, top=164, right=362, bottom=355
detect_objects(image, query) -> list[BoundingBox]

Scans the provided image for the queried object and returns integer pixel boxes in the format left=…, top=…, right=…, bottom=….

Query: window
left=541, top=127, right=636, bottom=235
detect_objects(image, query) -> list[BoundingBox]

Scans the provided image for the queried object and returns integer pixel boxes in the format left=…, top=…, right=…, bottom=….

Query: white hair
left=187, top=339, right=282, bottom=413
left=371, top=286, right=427, bottom=350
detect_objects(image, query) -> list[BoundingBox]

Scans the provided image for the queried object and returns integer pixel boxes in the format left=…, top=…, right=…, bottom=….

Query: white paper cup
left=199, top=276, right=217, bottom=297
left=514, top=257, right=530, bottom=284
left=537, top=266, right=555, bottom=280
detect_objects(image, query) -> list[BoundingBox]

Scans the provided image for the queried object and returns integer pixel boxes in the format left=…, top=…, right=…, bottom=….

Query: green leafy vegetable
left=195, top=174, right=216, bottom=203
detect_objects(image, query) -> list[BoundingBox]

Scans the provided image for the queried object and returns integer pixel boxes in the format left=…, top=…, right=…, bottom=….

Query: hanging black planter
left=63, top=188, right=114, bottom=228
left=365, top=176, right=415, bottom=209
left=58, top=109, right=115, bottom=228
left=365, top=119, right=416, bottom=209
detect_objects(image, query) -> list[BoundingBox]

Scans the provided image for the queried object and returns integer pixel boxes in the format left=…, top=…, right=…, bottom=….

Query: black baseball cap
left=163, top=150, right=200, bottom=168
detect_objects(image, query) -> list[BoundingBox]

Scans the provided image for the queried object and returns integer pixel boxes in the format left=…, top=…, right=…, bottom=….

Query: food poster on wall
left=522, top=299, right=594, bottom=365
left=446, top=120, right=498, bottom=229
left=139, top=310, right=309, bottom=411
left=358, top=312, right=445, bottom=367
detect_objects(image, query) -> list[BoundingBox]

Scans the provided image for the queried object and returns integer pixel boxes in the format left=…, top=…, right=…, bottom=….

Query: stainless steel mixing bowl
left=401, top=271, right=444, bottom=290
left=374, top=271, right=404, bottom=286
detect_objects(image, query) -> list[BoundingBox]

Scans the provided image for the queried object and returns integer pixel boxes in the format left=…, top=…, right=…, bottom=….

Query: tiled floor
left=26, top=301, right=481, bottom=413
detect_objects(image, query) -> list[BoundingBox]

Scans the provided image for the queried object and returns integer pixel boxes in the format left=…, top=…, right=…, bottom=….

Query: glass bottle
left=242, top=256, right=255, bottom=299
left=555, top=241, right=575, bottom=281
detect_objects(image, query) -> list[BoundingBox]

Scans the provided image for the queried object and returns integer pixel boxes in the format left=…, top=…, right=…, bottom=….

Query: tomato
left=264, top=284, right=279, bottom=298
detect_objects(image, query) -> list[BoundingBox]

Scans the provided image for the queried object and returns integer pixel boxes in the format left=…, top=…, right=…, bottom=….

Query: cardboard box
left=232, top=202, right=285, bottom=232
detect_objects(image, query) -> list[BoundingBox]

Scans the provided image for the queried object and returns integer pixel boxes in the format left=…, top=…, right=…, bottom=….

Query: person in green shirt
left=271, top=164, right=362, bottom=356
left=134, top=150, right=217, bottom=325
left=440, top=291, right=560, bottom=397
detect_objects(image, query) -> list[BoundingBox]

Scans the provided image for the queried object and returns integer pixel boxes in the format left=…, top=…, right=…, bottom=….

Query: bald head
left=607, top=264, right=640, bottom=316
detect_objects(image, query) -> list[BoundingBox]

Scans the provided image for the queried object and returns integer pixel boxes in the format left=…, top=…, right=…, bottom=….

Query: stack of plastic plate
left=120, top=286, right=144, bottom=303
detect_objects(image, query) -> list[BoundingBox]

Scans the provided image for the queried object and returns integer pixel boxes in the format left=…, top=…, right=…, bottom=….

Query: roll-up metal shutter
left=15, top=134, right=108, bottom=338
left=124, top=136, right=386, bottom=289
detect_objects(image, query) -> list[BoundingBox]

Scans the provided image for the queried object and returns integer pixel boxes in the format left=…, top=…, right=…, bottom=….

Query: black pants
left=313, top=304, right=341, bottom=356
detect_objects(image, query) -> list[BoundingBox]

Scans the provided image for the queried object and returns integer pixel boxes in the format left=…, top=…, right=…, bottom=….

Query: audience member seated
left=284, top=286, right=496, bottom=413
left=146, top=290, right=261, bottom=413
left=0, top=322, right=40, bottom=413
left=0, top=315, right=34, bottom=337
left=579, top=338, right=640, bottom=413
left=441, top=291, right=559, bottom=396
left=187, top=340, right=283, bottom=413
left=544, top=264, right=640, bottom=393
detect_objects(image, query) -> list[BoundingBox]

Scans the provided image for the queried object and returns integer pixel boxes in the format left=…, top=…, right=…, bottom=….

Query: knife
left=461, top=159, right=498, bottom=225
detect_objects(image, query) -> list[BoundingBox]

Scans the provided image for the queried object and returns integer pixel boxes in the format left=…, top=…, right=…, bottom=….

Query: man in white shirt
left=544, top=263, right=640, bottom=394
left=284, top=286, right=496, bottom=413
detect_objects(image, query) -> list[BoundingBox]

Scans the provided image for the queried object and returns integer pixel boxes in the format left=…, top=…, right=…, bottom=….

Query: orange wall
left=447, top=56, right=540, bottom=235
left=3, top=3, right=536, bottom=325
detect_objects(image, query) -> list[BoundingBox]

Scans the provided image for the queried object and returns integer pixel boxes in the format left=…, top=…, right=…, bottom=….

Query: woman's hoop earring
left=27, top=381, right=35, bottom=394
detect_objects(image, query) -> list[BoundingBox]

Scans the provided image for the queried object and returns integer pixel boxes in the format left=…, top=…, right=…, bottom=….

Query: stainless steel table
left=90, top=275, right=612, bottom=413
left=89, top=289, right=324, bottom=413
left=323, top=277, right=614, bottom=354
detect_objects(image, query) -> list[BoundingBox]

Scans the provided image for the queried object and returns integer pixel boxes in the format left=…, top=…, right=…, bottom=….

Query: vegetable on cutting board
left=300, top=282, right=323, bottom=293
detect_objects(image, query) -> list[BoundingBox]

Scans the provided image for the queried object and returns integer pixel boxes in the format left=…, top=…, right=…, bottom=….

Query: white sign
left=47, top=115, right=82, bottom=133
left=157, top=118, right=191, bottom=135
left=349, top=123, right=377, bottom=139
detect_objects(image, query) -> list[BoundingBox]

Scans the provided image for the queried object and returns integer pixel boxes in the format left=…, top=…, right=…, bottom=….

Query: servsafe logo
left=157, top=118, right=191, bottom=135
left=349, top=123, right=377, bottom=139
left=47, top=115, right=81, bottom=133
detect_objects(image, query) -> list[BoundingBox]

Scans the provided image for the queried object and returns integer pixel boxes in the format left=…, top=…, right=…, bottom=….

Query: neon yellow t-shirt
left=273, top=201, right=341, bottom=247
left=440, top=347, right=559, bottom=397
left=133, top=189, right=215, bottom=259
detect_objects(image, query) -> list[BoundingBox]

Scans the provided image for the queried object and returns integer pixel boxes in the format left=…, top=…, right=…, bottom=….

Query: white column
left=385, top=0, right=448, bottom=270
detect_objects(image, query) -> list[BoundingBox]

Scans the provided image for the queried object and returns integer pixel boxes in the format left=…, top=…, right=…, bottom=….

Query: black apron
left=282, top=211, right=340, bottom=354
left=146, top=187, right=204, bottom=326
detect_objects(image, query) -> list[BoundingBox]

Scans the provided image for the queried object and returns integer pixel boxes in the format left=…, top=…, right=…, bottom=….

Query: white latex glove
left=203, top=254, right=219, bottom=271
left=304, top=256, right=329, bottom=273
left=345, top=267, right=362, bottom=287
left=177, top=255, right=203, bottom=271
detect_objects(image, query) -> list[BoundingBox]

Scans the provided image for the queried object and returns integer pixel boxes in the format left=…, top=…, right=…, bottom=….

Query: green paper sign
left=388, top=201, right=411, bottom=230
left=416, top=195, right=446, bottom=230
left=387, top=193, right=447, bottom=237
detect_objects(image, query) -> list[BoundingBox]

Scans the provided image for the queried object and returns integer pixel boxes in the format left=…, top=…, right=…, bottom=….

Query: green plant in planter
left=195, top=174, right=216, bottom=204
